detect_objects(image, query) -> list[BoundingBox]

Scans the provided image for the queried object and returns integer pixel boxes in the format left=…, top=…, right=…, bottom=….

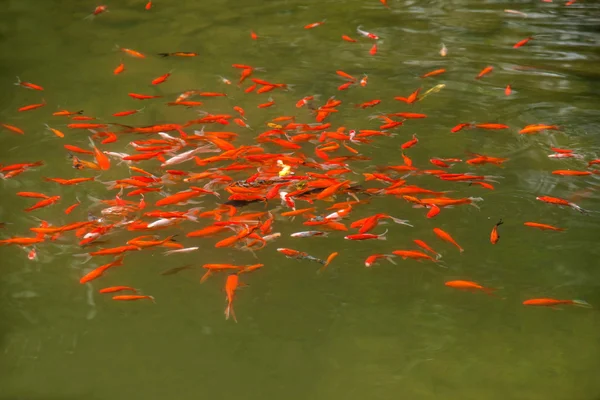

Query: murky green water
left=1, top=0, right=600, bottom=399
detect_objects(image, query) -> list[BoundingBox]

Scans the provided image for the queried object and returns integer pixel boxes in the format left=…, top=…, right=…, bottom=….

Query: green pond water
left=1, top=0, right=600, bottom=399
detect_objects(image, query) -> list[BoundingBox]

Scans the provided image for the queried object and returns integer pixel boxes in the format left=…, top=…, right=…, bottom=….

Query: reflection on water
left=1, top=0, right=600, bottom=399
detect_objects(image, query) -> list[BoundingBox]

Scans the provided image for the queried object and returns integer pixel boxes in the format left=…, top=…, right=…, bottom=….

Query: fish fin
left=573, top=300, right=592, bottom=308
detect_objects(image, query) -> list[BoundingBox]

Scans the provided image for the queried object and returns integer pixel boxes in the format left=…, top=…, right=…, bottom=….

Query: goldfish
left=18, top=100, right=46, bottom=112
left=523, top=222, right=565, bottom=231
left=475, top=66, right=493, bottom=79
left=536, top=196, right=585, bottom=213
left=1, top=123, right=25, bottom=135
left=513, top=37, right=533, bottom=48
left=439, top=43, right=447, bottom=56
left=113, top=295, right=155, bottom=302
left=522, top=299, right=591, bottom=308
left=433, top=227, right=463, bottom=252
left=490, top=219, right=503, bottom=244
left=224, top=274, right=240, bottom=322
left=519, top=124, right=559, bottom=134
left=157, top=52, right=198, bottom=57
left=364, top=254, right=396, bottom=268
left=445, top=280, right=497, bottom=295
left=344, top=230, right=387, bottom=241
left=421, top=69, right=446, bottom=78
left=304, top=20, right=325, bottom=29
left=114, top=62, right=125, bottom=75
left=14, top=77, right=43, bottom=91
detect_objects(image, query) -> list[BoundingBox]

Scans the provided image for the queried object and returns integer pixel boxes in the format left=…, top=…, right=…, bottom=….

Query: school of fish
left=0, top=0, right=594, bottom=322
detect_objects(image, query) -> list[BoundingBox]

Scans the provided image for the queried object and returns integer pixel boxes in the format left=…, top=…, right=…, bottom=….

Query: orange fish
left=552, top=170, right=593, bottom=176
left=364, top=254, right=396, bottom=268
left=113, top=62, right=125, bottom=75
left=523, top=222, right=565, bottom=231
left=490, top=219, right=503, bottom=244
left=25, top=196, right=60, bottom=212
left=112, top=295, right=155, bottom=302
left=99, top=286, right=138, bottom=294
left=89, top=138, right=110, bottom=170
left=14, top=77, right=44, bottom=91
left=475, top=123, right=509, bottom=130
left=2, top=123, right=24, bottom=135
left=522, top=298, right=591, bottom=308
left=129, top=93, right=162, bottom=100
left=519, top=124, right=560, bottom=134
left=152, top=72, right=172, bottom=85
left=369, top=44, right=378, bottom=56
left=475, top=66, right=493, bottom=79
left=304, top=20, right=325, bottom=29
left=513, top=37, right=533, bottom=48
left=536, top=196, right=585, bottom=213
left=18, top=100, right=46, bottom=112
left=445, top=280, right=497, bottom=295
left=119, top=47, right=145, bottom=58
left=433, top=227, right=463, bottom=252
left=158, top=52, right=198, bottom=57
left=421, top=68, right=446, bottom=78
left=225, top=274, right=240, bottom=322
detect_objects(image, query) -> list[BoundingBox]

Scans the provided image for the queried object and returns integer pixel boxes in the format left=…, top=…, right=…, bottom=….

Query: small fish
left=18, top=100, right=46, bottom=112
left=522, top=298, right=591, bottom=308
left=157, top=52, right=198, bottom=57
left=225, top=274, right=240, bottom=322
left=344, top=230, right=387, bottom=241
left=152, top=72, right=172, bottom=85
left=369, top=44, right=378, bottom=56
left=445, top=280, right=497, bottom=295
left=356, top=26, right=379, bottom=40
left=433, top=227, right=463, bottom=252
left=490, top=219, right=503, bottom=244
left=100, top=286, right=138, bottom=294
left=114, top=62, right=125, bottom=75
left=304, top=20, right=326, bottom=29
left=513, top=37, right=533, bottom=49
left=475, top=66, right=493, bottom=79
left=112, top=295, right=155, bottom=302
left=523, top=222, right=565, bottom=231
left=291, top=231, right=328, bottom=238
left=364, top=254, right=396, bottom=268
left=439, top=43, right=447, bottom=56
left=163, top=247, right=199, bottom=255
left=14, top=77, right=44, bottom=91
left=421, top=69, right=446, bottom=78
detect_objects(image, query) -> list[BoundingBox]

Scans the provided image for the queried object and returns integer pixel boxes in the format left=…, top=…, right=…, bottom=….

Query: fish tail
left=378, top=229, right=388, bottom=240
left=572, top=300, right=592, bottom=308
left=384, top=254, right=397, bottom=265
left=390, top=217, right=413, bottom=227
left=225, top=302, right=237, bottom=322
left=157, top=53, right=170, bottom=57
left=497, top=219, right=504, bottom=226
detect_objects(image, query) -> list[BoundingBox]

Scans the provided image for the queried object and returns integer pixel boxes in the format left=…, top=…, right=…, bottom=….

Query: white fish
left=440, top=43, right=448, bottom=57
left=290, top=231, right=329, bottom=238
left=147, top=218, right=179, bottom=228
left=163, top=247, right=199, bottom=255
left=161, top=145, right=219, bottom=167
